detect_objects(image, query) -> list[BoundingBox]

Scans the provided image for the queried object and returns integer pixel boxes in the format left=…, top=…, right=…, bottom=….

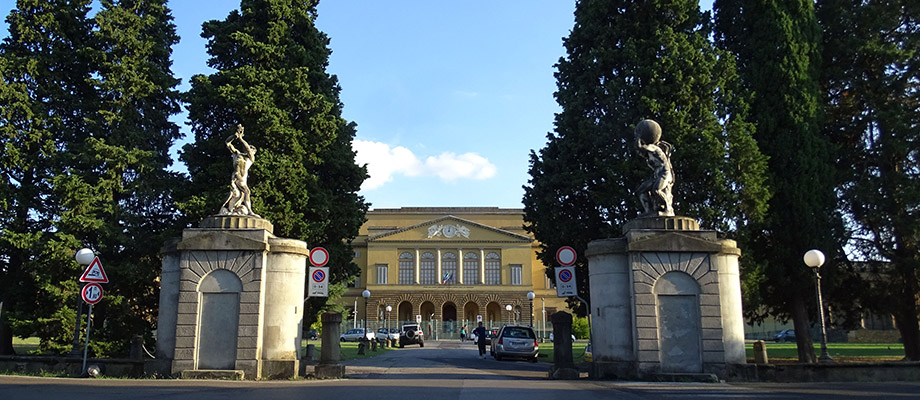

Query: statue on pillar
left=635, top=119, right=674, bottom=216
left=219, top=124, right=260, bottom=217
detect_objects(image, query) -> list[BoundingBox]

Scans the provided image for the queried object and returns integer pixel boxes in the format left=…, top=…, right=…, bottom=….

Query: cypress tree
left=524, top=0, right=769, bottom=314
left=714, top=0, right=843, bottom=362
left=0, top=0, right=182, bottom=355
left=180, top=0, right=368, bottom=326
left=818, top=0, right=920, bottom=360
left=0, top=0, right=96, bottom=355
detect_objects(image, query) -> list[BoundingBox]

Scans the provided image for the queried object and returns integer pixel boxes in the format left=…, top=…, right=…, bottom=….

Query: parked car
left=306, top=329, right=319, bottom=340
left=376, top=328, right=399, bottom=342
left=340, top=328, right=371, bottom=342
left=773, top=329, right=796, bottom=343
left=399, top=324, right=424, bottom=347
left=548, top=332, right=576, bottom=342
left=491, top=325, right=539, bottom=362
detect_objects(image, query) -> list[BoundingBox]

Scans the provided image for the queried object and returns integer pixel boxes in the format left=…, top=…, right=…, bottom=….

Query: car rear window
left=502, top=327, right=535, bottom=339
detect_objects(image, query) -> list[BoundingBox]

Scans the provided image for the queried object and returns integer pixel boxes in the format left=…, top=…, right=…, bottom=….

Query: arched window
left=398, top=252, right=414, bottom=284
left=441, top=252, right=457, bottom=285
left=485, top=252, right=501, bottom=285
left=420, top=251, right=436, bottom=284
left=463, top=252, right=479, bottom=284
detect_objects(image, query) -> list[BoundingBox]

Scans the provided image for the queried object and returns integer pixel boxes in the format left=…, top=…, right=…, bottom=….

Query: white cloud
left=353, top=140, right=497, bottom=190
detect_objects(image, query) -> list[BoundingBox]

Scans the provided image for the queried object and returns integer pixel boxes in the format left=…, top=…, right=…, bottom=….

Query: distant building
left=341, top=207, right=569, bottom=335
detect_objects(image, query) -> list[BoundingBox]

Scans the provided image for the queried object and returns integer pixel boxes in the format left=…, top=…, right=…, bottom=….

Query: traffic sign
left=309, top=247, right=329, bottom=267
left=79, top=256, right=109, bottom=283
left=555, top=266, right=577, bottom=297
left=556, top=246, right=577, bottom=266
left=81, top=283, right=104, bottom=304
left=308, top=267, right=329, bottom=297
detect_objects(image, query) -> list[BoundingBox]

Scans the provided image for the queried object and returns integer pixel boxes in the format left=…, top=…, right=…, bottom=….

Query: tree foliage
left=817, top=0, right=920, bottom=361
left=524, top=0, right=769, bottom=314
left=180, top=0, right=368, bottom=328
left=0, top=0, right=182, bottom=355
left=715, top=0, right=852, bottom=363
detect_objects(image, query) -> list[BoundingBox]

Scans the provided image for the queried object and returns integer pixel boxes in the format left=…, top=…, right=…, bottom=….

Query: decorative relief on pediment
left=427, top=223, right=471, bottom=239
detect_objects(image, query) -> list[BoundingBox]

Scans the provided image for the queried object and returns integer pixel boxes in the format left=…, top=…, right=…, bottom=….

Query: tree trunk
left=0, top=299, right=13, bottom=355
left=791, top=293, right=817, bottom=363
left=894, top=278, right=920, bottom=361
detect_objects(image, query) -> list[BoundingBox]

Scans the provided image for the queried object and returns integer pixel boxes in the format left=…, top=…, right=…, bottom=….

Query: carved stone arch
left=480, top=293, right=499, bottom=303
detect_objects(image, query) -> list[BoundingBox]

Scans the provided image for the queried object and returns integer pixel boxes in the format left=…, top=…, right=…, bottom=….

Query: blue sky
left=0, top=1, right=713, bottom=210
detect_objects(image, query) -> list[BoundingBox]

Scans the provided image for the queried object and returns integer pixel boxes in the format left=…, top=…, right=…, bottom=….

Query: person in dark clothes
left=473, top=322, right=487, bottom=358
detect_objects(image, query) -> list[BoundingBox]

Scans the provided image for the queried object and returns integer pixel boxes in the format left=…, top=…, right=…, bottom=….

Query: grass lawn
left=746, top=342, right=905, bottom=363
left=12, top=337, right=41, bottom=355
left=302, top=340, right=391, bottom=361
left=536, top=341, right=589, bottom=364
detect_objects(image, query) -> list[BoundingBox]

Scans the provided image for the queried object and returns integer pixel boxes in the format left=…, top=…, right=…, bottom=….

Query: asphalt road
left=1, top=340, right=918, bottom=399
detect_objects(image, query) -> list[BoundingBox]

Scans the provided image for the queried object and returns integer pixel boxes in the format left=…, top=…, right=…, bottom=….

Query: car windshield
left=502, top=327, right=535, bottom=339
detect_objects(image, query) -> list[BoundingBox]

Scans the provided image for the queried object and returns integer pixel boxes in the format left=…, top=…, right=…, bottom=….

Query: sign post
left=80, top=282, right=104, bottom=375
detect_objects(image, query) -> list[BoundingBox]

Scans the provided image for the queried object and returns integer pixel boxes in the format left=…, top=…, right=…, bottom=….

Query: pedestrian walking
left=473, top=322, right=487, bottom=358
left=460, top=325, right=467, bottom=342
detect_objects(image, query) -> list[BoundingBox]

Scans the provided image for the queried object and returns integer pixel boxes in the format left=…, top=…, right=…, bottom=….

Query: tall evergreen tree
left=818, top=0, right=920, bottom=360
left=0, top=0, right=182, bottom=355
left=524, top=0, right=769, bottom=314
left=180, top=0, right=368, bottom=326
left=0, top=0, right=96, bottom=355
left=714, top=0, right=844, bottom=362
left=70, top=0, right=183, bottom=355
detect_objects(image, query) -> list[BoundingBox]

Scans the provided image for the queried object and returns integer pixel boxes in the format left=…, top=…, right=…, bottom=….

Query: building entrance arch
left=397, top=301, right=413, bottom=325
left=486, top=302, right=503, bottom=327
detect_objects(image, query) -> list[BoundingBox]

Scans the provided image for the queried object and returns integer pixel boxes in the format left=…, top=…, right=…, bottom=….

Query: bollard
left=371, top=339, right=378, bottom=351
left=357, top=339, right=367, bottom=355
left=753, top=340, right=768, bottom=364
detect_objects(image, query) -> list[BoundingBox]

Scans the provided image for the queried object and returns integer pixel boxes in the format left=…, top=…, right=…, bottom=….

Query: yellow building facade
left=343, top=207, right=569, bottom=336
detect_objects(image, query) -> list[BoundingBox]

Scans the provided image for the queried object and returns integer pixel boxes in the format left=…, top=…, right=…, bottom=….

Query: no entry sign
left=556, top=246, right=577, bottom=266
left=309, top=247, right=329, bottom=267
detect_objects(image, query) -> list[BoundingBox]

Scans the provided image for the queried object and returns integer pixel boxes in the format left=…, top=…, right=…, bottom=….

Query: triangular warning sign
left=79, top=256, right=109, bottom=283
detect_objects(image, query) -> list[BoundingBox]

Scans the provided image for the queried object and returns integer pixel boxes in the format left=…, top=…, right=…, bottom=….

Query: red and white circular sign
left=81, top=283, right=104, bottom=305
left=556, top=246, right=577, bottom=266
left=309, top=247, right=329, bottom=267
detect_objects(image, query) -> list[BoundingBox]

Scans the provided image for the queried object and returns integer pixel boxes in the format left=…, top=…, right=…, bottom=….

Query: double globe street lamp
left=804, top=249, right=833, bottom=363
left=362, top=289, right=371, bottom=341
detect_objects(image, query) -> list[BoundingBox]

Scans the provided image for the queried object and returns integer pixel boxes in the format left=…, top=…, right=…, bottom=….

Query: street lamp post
left=541, top=297, right=546, bottom=342
left=526, top=291, right=535, bottom=328
left=362, top=290, right=371, bottom=341
left=804, top=249, right=833, bottom=363
left=385, top=305, right=392, bottom=333
left=70, top=248, right=94, bottom=355
left=505, top=304, right=512, bottom=324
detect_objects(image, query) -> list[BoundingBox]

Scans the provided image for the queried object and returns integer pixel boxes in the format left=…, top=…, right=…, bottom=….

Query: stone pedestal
left=586, top=216, right=745, bottom=380
left=149, top=215, right=308, bottom=380
left=315, top=312, right=345, bottom=379
left=548, top=312, right=579, bottom=380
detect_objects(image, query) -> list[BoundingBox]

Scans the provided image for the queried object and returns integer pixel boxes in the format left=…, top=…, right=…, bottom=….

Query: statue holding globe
left=635, top=119, right=674, bottom=216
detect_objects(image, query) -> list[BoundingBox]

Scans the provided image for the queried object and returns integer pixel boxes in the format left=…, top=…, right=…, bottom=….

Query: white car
left=376, top=328, right=399, bottom=342
left=548, top=332, right=576, bottom=342
left=340, top=328, right=372, bottom=342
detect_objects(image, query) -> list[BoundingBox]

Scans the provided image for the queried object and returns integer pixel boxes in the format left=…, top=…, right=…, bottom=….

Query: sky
left=0, top=0, right=713, bottom=210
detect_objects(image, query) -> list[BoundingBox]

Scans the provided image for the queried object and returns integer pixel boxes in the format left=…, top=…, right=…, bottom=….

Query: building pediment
left=368, top=215, right=532, bottom=243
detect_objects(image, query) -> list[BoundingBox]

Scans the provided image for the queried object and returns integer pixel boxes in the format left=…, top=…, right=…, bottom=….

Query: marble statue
left=635, top=119, right=674, bottom=216
left=219, top=124, right=260, bottom=217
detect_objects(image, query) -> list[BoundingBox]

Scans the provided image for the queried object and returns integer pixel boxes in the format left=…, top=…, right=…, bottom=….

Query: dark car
left=490, top=325, right=539, bottom=362
left=773, top=329, right=795, bottom=343
left=306, top=329, right=319, bottom=340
